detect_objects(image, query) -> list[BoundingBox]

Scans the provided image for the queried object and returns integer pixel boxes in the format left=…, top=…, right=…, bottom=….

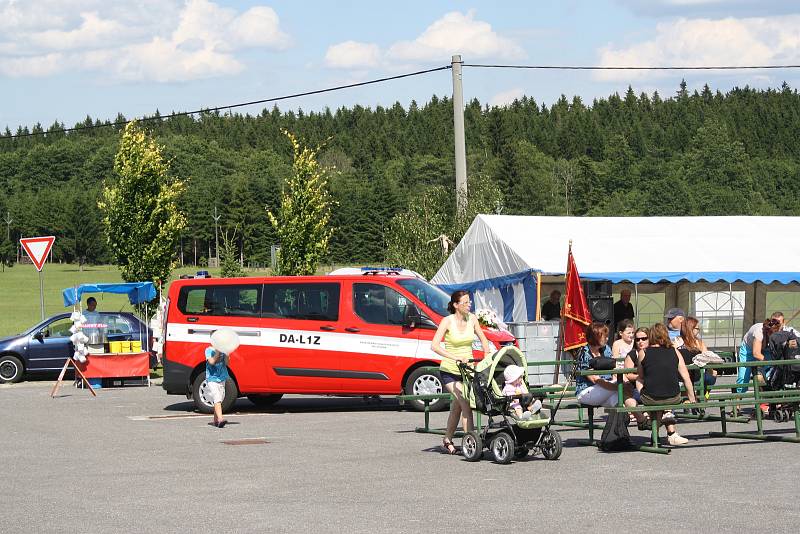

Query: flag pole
left=552, top=240, right=571, bottom=384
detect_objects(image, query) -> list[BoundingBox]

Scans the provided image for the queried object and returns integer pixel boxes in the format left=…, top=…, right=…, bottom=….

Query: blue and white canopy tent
left=62, top=282, right=157, bottom=307
left=431, top=215, right=800, bottom=325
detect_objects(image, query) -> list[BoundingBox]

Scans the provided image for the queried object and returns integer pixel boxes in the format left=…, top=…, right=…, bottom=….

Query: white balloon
left=70, top=311, right=82, bottom=322
left=210, top=328, right=240, bottom=355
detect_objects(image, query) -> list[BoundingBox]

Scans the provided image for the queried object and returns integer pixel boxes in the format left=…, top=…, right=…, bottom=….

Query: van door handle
left=187, top=317, right=199, bottom=323
left=345, top=327, right=360, bottom=333
left=320, top=325, right=335, bottom=331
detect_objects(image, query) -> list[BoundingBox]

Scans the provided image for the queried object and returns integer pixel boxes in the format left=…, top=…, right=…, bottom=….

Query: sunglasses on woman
left=635, top=337, right=648, bottom=342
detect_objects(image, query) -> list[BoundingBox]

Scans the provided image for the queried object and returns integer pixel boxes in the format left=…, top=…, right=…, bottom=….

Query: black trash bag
left=599, top=410, right=632, bottom=451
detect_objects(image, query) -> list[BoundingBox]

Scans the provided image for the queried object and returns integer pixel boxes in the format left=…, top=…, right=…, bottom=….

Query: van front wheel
left=404, top=367, right=449, bottom=412
left=192, top=374, right=238, bottom=414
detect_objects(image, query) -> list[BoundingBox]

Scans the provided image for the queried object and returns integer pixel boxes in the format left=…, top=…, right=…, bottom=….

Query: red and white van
left=161, top=272, right=514, bottom=412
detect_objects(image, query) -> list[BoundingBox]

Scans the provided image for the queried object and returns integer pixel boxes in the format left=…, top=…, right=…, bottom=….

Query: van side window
left=353, top=283, right=409, bottom=325
left=262, top=283, right=340, bottom=321
left=177, top=285, right=262, bottom=317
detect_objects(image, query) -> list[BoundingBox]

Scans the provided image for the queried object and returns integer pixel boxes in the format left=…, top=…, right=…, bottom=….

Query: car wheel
left=490, top=432, right=514, bottom=464
left=461, top=431, right=483, bottom=462
left=192, top=373, right=238, bottom=414
left=247, top=394, right=283, bottom=408
left=0, top=354, right=24, bottom=383
left=541, top=429, right=563, bottom=460
left=404, top=367, right=448, bottom=412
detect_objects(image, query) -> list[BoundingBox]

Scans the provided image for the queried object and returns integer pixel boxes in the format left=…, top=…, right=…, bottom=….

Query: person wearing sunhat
left=502, top=364, right=542, bottom=420
left=665, top=308, right=686, bottom=346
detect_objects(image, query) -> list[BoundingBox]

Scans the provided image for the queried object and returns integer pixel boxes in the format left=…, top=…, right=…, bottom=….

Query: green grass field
left=0, top=263, right=231, bottom=337
left=0, top=262, right=353, bottom=337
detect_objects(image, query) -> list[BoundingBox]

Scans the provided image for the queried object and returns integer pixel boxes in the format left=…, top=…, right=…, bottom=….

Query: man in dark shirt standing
left=541, top=290, right=561, bottom=321
left=613, top=289, right=634, bottom=330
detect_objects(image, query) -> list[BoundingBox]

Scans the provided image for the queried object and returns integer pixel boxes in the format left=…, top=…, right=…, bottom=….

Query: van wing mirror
left=404, top=303, right=422, bottom=328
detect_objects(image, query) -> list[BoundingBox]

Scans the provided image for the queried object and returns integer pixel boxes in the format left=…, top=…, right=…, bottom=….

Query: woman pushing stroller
left=432, top=290, right=493, bottom=454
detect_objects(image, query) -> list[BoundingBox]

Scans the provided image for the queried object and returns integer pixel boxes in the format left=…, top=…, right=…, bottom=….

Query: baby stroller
left=458, top=345, right=562, bottom=463
left=767, top=330, right=800, bottom=422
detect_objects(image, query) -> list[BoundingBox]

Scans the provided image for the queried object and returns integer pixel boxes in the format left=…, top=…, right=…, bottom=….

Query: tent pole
left=536, top=272, right=542, bottom=321
left=634, top=283, right=639, bottom=329
left=729, top=282, right=735, bottom=347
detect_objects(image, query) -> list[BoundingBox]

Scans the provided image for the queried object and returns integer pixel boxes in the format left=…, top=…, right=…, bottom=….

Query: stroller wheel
left=540, top=429, right=563, bottom=460
left=514, top=446, right=530, bottom=460
left=490, top=432, right=514, bottom=464
left=774, top=409, right=785, bottom=423
left=461, top=432, right=483, bottom=462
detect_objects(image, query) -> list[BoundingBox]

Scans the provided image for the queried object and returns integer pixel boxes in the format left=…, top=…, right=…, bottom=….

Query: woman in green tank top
left=431, top=290, right=492, bottom=454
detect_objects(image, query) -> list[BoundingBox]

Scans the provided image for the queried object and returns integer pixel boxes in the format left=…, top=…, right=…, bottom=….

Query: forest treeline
left=1, top=80, right=800, bottom=267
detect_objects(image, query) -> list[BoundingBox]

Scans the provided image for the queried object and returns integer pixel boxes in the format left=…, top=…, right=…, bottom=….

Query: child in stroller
left=502, top=364, right=543, bottom=420
left=458, top=345, right=562, bottom=464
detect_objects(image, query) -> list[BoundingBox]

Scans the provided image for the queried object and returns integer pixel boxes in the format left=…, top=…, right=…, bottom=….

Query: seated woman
left=636, top=323, right=698, bottom=446
left=679, top=316, right=718, bottom=395
left=575, top=322, right=619, bottom=407
left=613, top=320, right=648, bottom=428
left=623, top=326, right=651, bottom=429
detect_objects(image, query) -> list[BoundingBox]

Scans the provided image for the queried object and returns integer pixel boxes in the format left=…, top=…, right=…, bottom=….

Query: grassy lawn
left=0, top=262, right=352, bottom=337
left=0, top=263, right=227, bottom=337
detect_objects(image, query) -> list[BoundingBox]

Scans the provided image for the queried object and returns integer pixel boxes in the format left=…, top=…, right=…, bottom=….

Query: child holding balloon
left=206, top=328, right=240, bottom=428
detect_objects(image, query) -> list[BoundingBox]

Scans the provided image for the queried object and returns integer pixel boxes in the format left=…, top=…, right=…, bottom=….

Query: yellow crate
left=119, top=341, right=132, bottom=353
left=109, top=341, right=123, bottom=353
left=130, top=340, right=142, bottom=353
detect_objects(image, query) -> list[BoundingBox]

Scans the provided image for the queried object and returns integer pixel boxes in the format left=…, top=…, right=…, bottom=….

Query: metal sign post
left=19, top=236, right=56, bottom=321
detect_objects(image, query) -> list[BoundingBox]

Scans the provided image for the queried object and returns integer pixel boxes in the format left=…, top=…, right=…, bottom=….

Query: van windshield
left=397, top=278, right=450, bottom=318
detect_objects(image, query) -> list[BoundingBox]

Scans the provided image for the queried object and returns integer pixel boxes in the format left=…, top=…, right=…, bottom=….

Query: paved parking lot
left=2, top=378, right=800, bottom=533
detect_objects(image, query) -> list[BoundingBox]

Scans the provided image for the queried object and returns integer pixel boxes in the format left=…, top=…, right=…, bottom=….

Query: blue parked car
left=0, top=312, right=153, bottom=383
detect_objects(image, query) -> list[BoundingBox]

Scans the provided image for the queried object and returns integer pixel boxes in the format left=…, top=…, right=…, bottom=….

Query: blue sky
left=2, top=0, right=800, bottom=131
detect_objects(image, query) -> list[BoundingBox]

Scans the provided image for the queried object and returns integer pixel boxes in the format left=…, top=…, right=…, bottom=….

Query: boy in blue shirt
left=205, top=346, right=229, bottom=428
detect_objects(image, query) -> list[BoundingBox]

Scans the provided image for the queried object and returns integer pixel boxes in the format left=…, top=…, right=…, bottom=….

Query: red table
left=75, top=352, right=150, bottom=380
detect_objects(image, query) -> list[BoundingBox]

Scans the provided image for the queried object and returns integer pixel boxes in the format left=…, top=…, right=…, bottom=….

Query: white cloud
left=325, top=41, right=381, bottom=69
left=0, top=0, right=291, bottom=81
left=29, top=12, right=125, bottom=51
left=229, top=6, right=290, bottom=49
left=388, top=10, right=525, bottom=62
left=596, top=15, right=800, bottom=81
left=0, top=53, right=66, bottom=77
left=325, top=10, right=524, bottom=71
left=489, top=88, right=525, bottom=108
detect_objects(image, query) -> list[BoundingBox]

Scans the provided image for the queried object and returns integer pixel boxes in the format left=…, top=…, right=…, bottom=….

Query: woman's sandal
left=442, top=438, right=457, bottom=455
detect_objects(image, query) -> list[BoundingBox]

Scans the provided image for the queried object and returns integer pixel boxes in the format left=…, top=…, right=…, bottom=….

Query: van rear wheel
left=404, top=367, right=448, bottom=412
left=192, top=374, right=238, bottom=414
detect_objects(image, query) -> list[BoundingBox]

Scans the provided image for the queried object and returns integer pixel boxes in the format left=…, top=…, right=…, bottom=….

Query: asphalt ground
left=2, top=377, right=800, bottom=533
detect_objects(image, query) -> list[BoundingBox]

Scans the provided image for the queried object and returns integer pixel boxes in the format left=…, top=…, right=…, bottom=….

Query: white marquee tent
left=431, top=215, right=800, bottom=324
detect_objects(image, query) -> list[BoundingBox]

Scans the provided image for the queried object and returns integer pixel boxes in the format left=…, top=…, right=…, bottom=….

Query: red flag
left=562, top=248, right=591, bottom=351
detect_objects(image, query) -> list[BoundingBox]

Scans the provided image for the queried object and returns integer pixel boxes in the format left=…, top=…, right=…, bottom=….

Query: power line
left=463, top=63, right=800, bottom=70
left=3, top=65, right=452, bottom=140
left=6, top=61, right=800, bottom=140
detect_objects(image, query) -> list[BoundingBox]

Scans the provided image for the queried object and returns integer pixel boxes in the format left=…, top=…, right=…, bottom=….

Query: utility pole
left=212, top=206, right=221, bottom=267
left=452, top=54, right=468, bottom=216
left=4, top=211, right=12, bottom=241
